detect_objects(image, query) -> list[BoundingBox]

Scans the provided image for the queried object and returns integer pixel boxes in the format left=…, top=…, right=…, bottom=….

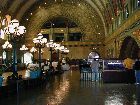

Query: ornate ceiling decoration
left=0, top=0, right=125, bottom=46
left=26, top=4, right=98, bottom=44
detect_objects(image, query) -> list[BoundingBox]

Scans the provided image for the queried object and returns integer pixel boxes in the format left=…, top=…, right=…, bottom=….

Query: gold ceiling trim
left=25, top=3, right=105, bottom=46
left=85, top=0, right=107, bottom=35
left=0, top=0, right=8, bottom=8
left=8, top=0, right=25, bottom=15
left=0, top=0, right=107, bottom=36
left=16, top=0, right=37, bottom=20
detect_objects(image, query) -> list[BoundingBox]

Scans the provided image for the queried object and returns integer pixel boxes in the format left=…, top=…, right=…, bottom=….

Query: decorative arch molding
left=119, top=34, right=140, bottom=49
left=85, top=0, right=107, bottom=36
left=119, top=36, right=139, bottom=59
left=25, top=3, right=104, bottom=46
left=129, top=35, right=140, bottom=47
left=13, top=0, right=106, bottom=36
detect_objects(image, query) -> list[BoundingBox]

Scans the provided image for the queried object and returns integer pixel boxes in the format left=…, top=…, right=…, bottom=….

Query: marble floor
left=0, top=70, right=140, bottom=105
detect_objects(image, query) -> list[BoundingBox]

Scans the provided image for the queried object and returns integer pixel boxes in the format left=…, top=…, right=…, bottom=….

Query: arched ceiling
left=0, top=0, right=107, bottom=21
left=0, top=0, right=122, bottom=46
left=24, top=2, right=103, bottom=45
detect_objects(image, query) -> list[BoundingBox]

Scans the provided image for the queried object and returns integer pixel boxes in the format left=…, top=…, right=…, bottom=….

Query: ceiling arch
left=0, top=0, right=108, bottom=35
left=8, top=0, right=25, bottom=15
left=25, top=2, right=104, bottom=46
left=85, top=0, right=107, bottom=35
left=119, top=36, right=139, bottom=59
left=0, top=0, right=9, bottom=8
left=0, top=0, right=123, bottom=46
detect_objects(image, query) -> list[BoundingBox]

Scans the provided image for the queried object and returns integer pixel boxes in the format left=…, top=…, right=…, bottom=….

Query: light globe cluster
left=20, top=45, right=28, bottom=51
left=4, top=19, right=26, bottom=38
left=2, top=41, right=12, bottom=50
left=33, top=33, right=47, bottom=47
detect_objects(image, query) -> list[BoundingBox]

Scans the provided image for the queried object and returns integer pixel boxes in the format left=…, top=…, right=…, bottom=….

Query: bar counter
left=102, top=70, right=136, bottom=83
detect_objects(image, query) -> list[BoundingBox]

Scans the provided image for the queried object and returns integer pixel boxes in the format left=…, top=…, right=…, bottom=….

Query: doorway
left=119, top=36, right=139, bottom=59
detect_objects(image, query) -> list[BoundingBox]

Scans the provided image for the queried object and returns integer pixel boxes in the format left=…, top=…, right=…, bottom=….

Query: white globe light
left=8, top=44, right=12, bottom=48
left=41, top=38, right=47, bottom=43
left=17, top=26, right=26, bottom=34
left=37, top=33, right=43, bottom=39
left=10, top=19, right=19, bottom=28
left=30, top=47, right=37, bottom=52
left=5, top=41, right=9, bottom=45
left=8, top=25, right=15, bottom=34
left=2, top=44, right=6, bottom=49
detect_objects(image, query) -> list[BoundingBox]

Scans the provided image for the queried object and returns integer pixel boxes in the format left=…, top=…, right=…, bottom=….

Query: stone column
left=64, top=26, right=68, bottom=41
left=49, top=22, right=53, bottom=40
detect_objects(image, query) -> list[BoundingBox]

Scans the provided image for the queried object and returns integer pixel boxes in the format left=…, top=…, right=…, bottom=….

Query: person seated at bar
left=52, top=60, right=58, bottom=71
left=42, top=61, right=50, bottom=76
left=62, top=58, right=66, bottom=64
left=42, top=61, right=49, bottom=71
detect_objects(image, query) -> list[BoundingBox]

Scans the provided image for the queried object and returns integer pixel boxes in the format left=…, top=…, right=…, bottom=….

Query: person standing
left=61, top=63, right=70, bottom=71
left=52, top=60, right=58, bottom=72
left=42, top=61, right=50, bottom=76
left=123, top=57, right=135, bottom=83
left=62, top=58, right=66, bottom=64
left=123, top=57, right=134, bottom=70
left=133, top=59, right=140, bottom=84
left=90, top=58, right=99, bottom=81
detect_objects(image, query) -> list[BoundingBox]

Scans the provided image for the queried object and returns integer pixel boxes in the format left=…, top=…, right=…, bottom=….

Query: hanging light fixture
left=3, top=19, right=26, bottom=73
left=33, top=33, right=47, bottom=70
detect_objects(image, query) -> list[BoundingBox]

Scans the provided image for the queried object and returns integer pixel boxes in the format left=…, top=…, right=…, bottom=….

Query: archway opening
left=119, top=36, right=139, bottom=59
left=41, top=17, right=83, bottom=42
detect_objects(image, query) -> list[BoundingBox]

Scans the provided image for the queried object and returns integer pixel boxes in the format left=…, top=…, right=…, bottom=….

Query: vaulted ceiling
left=0, top=0, right=122, bottom=46
left=0, top=0, right=107, bottom=24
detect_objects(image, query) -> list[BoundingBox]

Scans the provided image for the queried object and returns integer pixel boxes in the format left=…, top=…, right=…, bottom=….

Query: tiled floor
left=0, top=70, right=140, bottom=105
